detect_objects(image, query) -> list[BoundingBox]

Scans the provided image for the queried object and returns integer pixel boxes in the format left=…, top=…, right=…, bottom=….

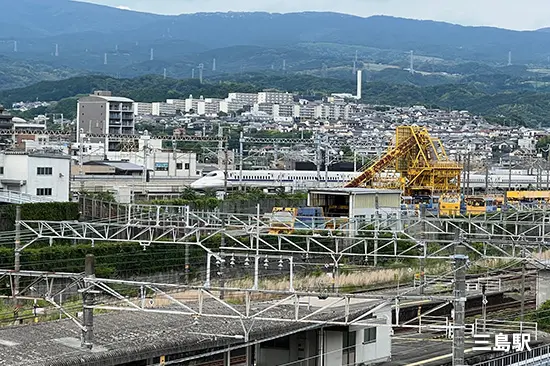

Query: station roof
left=308, top=188, right=402, bottom=195
left=0, top=298, right=383, bottom=366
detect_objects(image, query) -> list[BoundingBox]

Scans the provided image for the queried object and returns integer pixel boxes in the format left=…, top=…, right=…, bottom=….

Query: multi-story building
left=0, top=151, right=70, bottom=201
left=77, top=91, right=135, bottom=151
left=0, top=105, right=13, bottom=150
left=133, top=102, right=153, bottom=116
left=257, top=92, right=294, bottom=105
left=226, top=93, right=258, bottom=111
left=203, top=98, right=223, bottom=115
left=166, top=99, right=186, bottom=113
left=152, top=102, right=177, bottom=116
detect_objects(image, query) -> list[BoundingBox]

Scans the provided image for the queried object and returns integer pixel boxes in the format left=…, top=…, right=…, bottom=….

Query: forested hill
left=3, top=74, right=550, bottom=127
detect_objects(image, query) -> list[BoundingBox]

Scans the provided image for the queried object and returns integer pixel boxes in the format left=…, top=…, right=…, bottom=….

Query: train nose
left=190, top=179, right=202, bottom=189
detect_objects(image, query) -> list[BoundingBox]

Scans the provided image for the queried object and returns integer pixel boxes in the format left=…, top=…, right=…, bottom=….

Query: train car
left=439, top=194, right=465, bottom=216
left=464, top=196, right=497, bottom=215
left=413, top=195, right=440, bottom=215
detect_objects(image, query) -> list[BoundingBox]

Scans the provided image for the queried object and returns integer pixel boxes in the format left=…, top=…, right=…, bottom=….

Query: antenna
left=104, top=53, right=108, bottom=65
left=150, top=48, right=154, bottom=61
left=212, top=58, right=216, bottom=71
left=353, top=60, right=356, bottom=75
left=283, top=59, right=286, bottom=71
left=55, top=44, right=59, bottom=57
left=198, top=63, right=204, bottom=84
left=163, top=68, right=167, bottom=80
left=508, top=51, right=512, bottom=66
left=192, top=68, right=195, bottom=79
left=13, top=40, right=17, bottom=53
left=322, top=63, right=328, bottom=78
left=409, top=50, right=414, bottom=74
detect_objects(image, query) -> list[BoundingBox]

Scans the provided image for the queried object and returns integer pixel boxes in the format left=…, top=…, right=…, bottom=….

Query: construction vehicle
left=267, top=206, right=347, bottom=234
left=268, top=207, right=297, bottom=234
left=294, top=207, right=325, bottom=230
left=345, top=126, right=462, bottom=198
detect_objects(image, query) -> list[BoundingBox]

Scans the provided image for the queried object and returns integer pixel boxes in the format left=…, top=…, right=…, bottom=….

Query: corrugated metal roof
left=85, top=161, right=143, bottom=171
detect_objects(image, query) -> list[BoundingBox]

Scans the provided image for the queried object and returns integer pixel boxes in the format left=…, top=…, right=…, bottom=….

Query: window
left=0, top=167, right=4, bottom=175
left=343, top=331, right=356, bottom=366
left=184, top=163, right=190, bottom=170
left=36, top=188, right=52, bottom=196
left=176, top=163, right=183, bottom=170
left=37, top=167, right=53, bottom=175
left=363, top=327, right=376, bottom=344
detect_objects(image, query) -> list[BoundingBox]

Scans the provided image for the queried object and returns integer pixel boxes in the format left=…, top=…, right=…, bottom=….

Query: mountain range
left=2, top=0, right=550, bottom=91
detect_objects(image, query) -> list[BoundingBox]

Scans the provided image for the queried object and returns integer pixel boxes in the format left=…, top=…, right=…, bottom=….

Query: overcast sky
left=83, top=0, right=550, bottom=31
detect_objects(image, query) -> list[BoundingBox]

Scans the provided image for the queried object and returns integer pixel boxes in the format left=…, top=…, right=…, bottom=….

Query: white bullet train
left=190, top=170, right=361, bottom=190
left=190, top=169, right=550, bottom=191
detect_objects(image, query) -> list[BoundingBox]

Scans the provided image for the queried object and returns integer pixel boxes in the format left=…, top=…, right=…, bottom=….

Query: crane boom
left=345, top=126, right=462, bottom=195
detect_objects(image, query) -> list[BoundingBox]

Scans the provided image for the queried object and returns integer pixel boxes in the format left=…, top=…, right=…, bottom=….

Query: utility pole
left=374, top=194, right=380, bottom=267
left=315, top=133, right=321, bottom=183
left=82, top=254, right=95, bottom=349
left=13, top=205, right=21, bottom=323
left=239, top=131, right=244, bottom=189
left=521, top=248, right=526, bottom=322
left=419, top=204, right=427, bottom=294
left=79, top=129, right=85, bottom=195
left=142, top=131, right=150, bottom=184
left=219, top=127, right=228, bottom=299
left=452, top=235, right=467, bottom=366
left=484, top=165, right=489, bottom=193
left=466, top=153, right=471, bottom=196
left=324, top=146, right=329, bottom=187
left=481, top=284, right=487, bottom=332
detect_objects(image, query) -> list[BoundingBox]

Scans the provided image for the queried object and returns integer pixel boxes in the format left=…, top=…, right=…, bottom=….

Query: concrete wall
left=0, top=153, right=70, bottom=201
left=77, top=97, right=108, bottom=136
left=537, top=270, right=550, bottom=308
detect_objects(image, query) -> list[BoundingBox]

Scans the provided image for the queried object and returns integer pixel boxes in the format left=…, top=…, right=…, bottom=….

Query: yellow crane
left=345, top=126, right=462, bottom=196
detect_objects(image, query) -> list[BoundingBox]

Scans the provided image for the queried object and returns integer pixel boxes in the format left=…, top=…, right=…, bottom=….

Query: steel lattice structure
left=18, top=205, right=550, bottom=262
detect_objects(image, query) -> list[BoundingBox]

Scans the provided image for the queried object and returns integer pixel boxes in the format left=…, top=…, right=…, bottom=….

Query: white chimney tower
left=356, top=70, right=362, bottom=99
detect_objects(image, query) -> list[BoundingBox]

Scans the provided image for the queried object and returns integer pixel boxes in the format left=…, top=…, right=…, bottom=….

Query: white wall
left=324, top=330, right=343, bottom=366
left=351, top=305, right=392, bottom=364
left=0, top=153, right=70, bottom=201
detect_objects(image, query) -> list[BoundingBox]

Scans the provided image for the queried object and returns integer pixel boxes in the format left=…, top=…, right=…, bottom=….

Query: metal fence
left=472, top=344, right=550, bottom=366
left=474, top=319, right=538, bottom=341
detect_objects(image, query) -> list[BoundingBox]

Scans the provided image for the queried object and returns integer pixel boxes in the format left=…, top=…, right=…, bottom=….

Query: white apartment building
left=226, top=92, right=258, bottom=111
left=166, top=99, right=186, bottom=112
left=0, top=151, right=70, bottom=201
left=152, top=102, right=177, bottom=116
left=133, top=102, right=153, bottom=116
left=184, top=97, right=223, bottom=116
left=257, top=92, right=294, bottom=105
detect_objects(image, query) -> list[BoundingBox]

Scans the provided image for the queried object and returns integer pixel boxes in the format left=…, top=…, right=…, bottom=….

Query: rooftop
left=308, top=188, right=403, bottom=195
left=0, top=298, right=379, bottom=366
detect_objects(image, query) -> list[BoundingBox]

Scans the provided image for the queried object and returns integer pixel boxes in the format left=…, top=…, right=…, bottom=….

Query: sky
left=84, top=0, right=550, bottom=31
